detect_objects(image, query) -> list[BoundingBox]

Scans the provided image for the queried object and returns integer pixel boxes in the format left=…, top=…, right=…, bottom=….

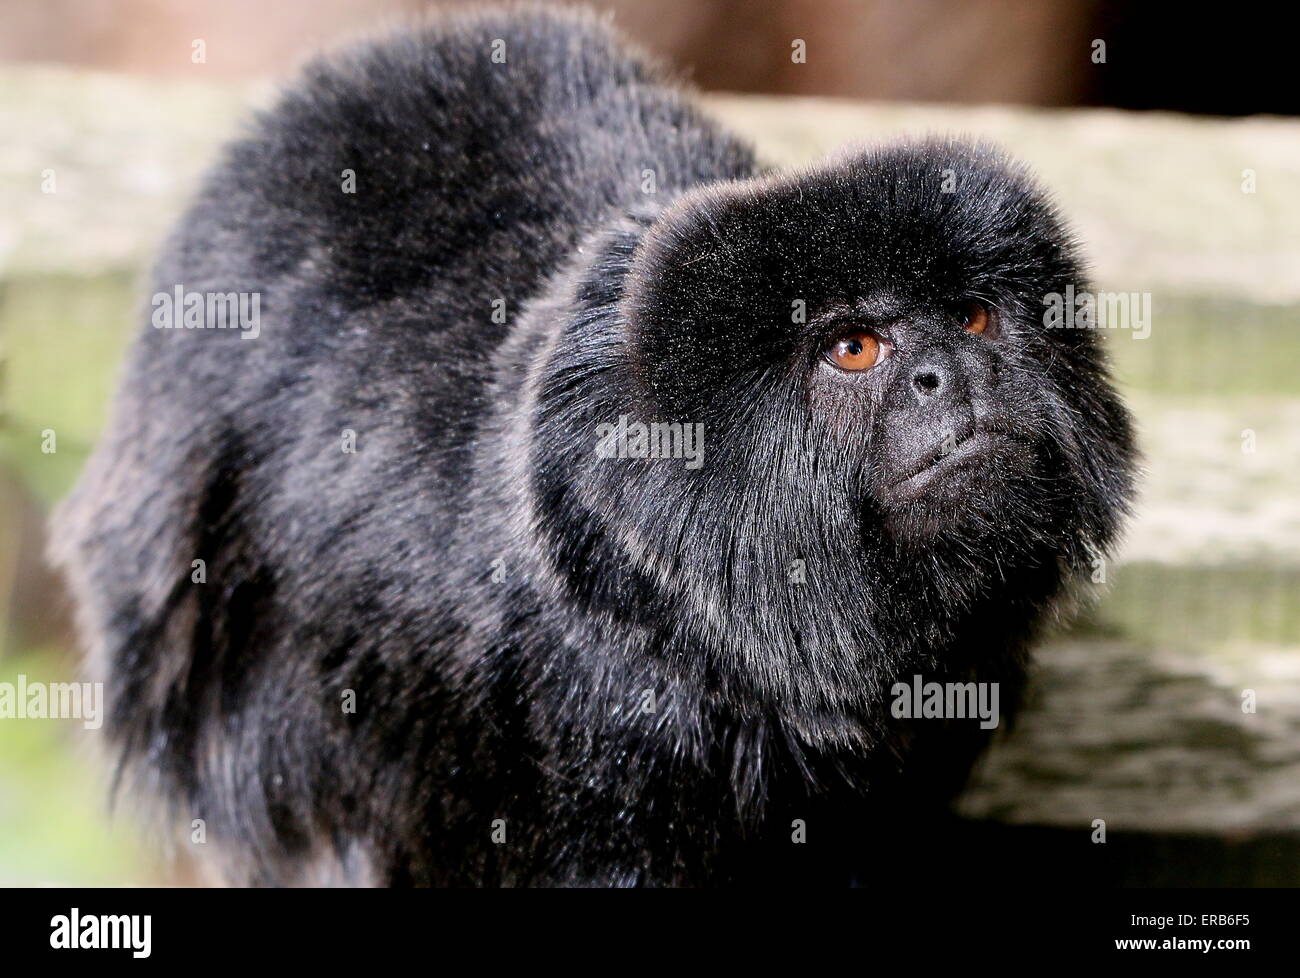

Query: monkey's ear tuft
left=621, top=179, right=800, bottom=416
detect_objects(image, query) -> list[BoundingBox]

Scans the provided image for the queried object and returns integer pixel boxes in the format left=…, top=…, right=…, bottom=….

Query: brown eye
left=963, top=303, right=991, bottom=335
left=829, top=332, right=885, bottom=371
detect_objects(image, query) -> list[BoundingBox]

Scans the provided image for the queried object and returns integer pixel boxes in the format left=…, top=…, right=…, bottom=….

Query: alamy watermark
left=1043, top=285, right=1151, bottom=339
left=595, top=415, right=704, bottom=470
left=50, top=908, right=150, bottom=958
left=151, top=285, right=261, bottom=339
left=0, top=675, right=103, bottom=729
left=890, top=675, right=1000, bottom=730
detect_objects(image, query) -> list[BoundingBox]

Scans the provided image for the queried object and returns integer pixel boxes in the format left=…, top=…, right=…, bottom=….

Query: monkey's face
left=622, top=142, right=1135, bottom=555
left=807, top=293, right=1041, bottom=536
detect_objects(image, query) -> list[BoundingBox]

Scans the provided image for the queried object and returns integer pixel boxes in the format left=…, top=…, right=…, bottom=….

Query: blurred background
left=3, top=0, right=1296, bottom=114
left=1, top=0, right=1297, bottom=885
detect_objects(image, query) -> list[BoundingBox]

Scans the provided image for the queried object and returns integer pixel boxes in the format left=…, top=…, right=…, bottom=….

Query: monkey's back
left=51, top=9, right=753, bottom=880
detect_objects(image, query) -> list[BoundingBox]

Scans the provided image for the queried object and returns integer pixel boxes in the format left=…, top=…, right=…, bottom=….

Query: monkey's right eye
left=827, top=332, right=888, bottom=372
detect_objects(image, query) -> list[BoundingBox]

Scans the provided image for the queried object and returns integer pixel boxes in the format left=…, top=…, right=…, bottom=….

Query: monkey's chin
left=875, top=432, right=1030, bottom=542
left=885, top=430, right=1003, bottom=504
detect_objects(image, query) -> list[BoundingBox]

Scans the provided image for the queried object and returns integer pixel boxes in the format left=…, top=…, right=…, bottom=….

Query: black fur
left=53, top=7, right=1135, bottom=886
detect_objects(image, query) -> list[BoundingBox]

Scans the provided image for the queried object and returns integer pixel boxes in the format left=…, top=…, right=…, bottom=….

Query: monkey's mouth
left=888, top=430, right=1001, bottom=502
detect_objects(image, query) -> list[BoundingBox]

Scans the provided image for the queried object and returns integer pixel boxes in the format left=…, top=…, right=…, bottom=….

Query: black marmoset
left=53, top=7, right=1135, bottom=886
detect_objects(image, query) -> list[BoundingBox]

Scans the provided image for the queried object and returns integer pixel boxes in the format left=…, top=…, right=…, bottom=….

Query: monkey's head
left=620, top=141, right=1133, bottom=546
left=530, top=141, right=1135, bottom=720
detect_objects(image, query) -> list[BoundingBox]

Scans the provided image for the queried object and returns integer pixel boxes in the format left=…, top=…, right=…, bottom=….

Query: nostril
left=913, top=370, right=941, bottom=393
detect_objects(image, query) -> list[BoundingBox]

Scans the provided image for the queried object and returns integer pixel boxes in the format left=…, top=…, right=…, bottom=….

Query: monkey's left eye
left=827, top=332, right=889, bottom=371
left=961, top=302, right=993, bottom=335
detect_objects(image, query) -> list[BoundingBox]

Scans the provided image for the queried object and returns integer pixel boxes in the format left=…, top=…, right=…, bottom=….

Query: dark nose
left=911, top=364, right=945, bottom=396
left=906, top=351, right=959, bottom=407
